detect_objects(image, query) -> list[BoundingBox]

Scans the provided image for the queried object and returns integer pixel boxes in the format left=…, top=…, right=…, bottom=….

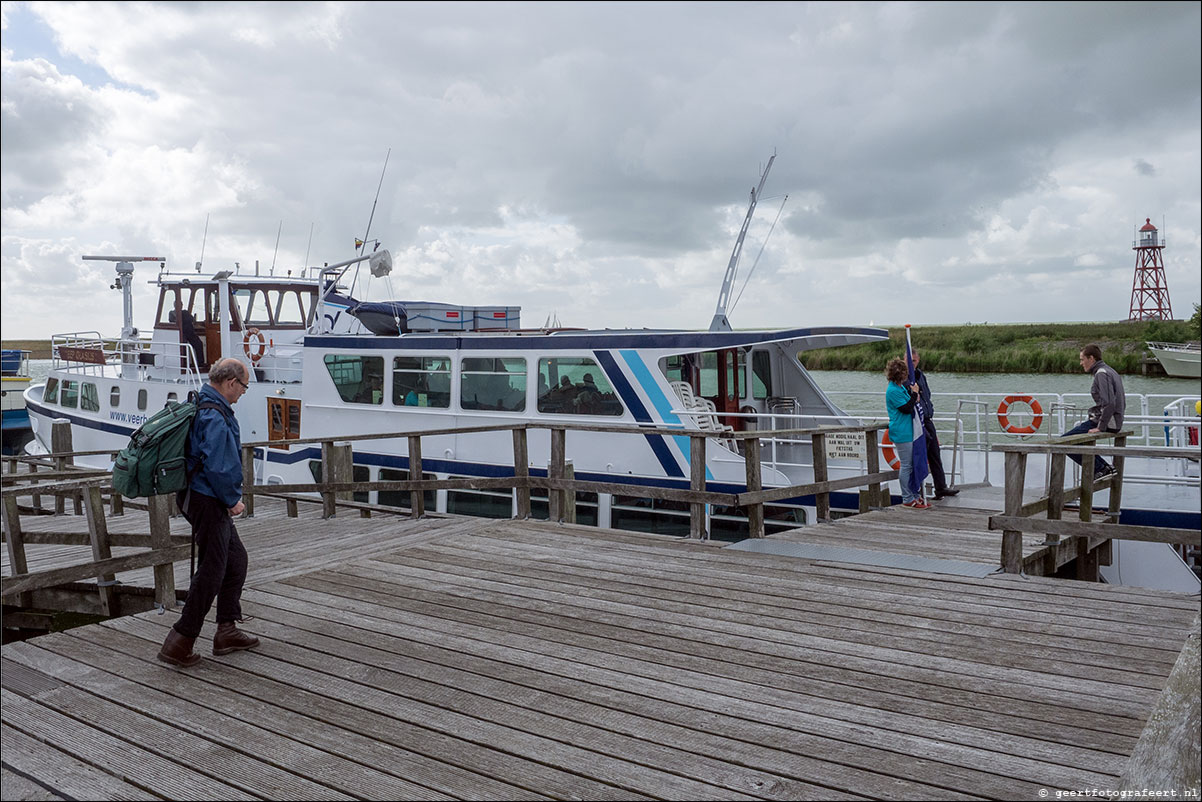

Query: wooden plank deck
left=2, top=504, right=1198, bottom=800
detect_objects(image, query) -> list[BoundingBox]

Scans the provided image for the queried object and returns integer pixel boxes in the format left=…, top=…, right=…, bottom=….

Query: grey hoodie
left=1088, top=360, right=1126, bottom=431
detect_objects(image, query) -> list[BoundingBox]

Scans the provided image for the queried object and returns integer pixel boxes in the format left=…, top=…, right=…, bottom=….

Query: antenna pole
left=197, top=214, right=210, bottom=272
left=709, top=151, right=775, bottom=331
left=350, top=148, right=390, bottom=297
left=359, top=148, right=390, bottom=256
left=304, top=222, right=315, bottom=271
left=271, top=220, right=282, bottom=275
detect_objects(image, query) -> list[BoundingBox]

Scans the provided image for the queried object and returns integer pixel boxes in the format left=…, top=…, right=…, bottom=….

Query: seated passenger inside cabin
left=354, top=374, right=383, bottom=404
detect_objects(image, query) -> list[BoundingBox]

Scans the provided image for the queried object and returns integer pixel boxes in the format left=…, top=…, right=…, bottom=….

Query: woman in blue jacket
left=885, top=358, right=929, bottom=509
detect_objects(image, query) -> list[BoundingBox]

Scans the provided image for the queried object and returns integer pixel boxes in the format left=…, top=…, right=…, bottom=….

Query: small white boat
left=1147, top=341, right=1201, bottom=378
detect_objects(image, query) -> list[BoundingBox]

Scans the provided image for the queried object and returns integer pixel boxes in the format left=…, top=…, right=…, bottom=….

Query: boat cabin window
left=308, top=461, right=370, bottom=502
left=323, top=354, right=384, bottom=404
left=537, top=357, right=623, bottom=416
left=110, top=386, right=121, bottom=407
left=137, top=389, right=148, bottom=411
left=155, top=286, right=212, bottom=328
left=752, top=351, right=772, bottom=400
left=393, top=356, right=451, bottom=408
left=60, top=380, right=79, bottom=409
left=44, top=377, right=59, bottom=404
left=461, top=357, right=526, bottom=412
left=234, top=288, right=274, bottom=327
left=273, top=290, right=312, bottom=326
left=81, top=383, right=100, bottom=412
left=378, top=468, right=437, bottom=510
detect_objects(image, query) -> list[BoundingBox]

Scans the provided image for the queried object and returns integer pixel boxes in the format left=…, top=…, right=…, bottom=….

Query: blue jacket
left=915, top=368, right=934, bottom=419
left=885, top=381, right=918, bottom=443
left=188, top=384, right=242, bottom=507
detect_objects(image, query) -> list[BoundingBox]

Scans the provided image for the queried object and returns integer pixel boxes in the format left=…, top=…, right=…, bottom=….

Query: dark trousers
left=174, top=490, right=248, bottom=639
left=1061, top=420, right=1113, bottom=475
left=922, top=417, right=949, bottom=493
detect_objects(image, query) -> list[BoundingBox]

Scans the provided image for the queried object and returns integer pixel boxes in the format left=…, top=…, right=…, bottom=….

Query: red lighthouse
left=1128, top=218, right=1173, bottom=321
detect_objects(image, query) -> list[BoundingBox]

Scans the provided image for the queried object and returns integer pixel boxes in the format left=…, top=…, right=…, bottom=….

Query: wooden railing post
left=51, top=420, right=73, bottom=514
left=564, top=461, right=576, bottom=524
left=744, top=437, right=764, bottom=538
left=408, top=435, right=425, bottom=519
left=690, top=435, right=707, bottom=539
left=549, top=428, right=566, bottom=522
left=811, top=431, right=829, bottom=521
left=3, top=494, right=32, bottom=608
left=1108, top=434, right=1127, bottom=518
left=512, top=428, right=530, bottom=519
left=29, top=462, right=41, bottom=511
left=148, top=493, right=177, bottom=609
left=241, top=445, right=255, bottom=517
left=322, top=442, right=353, bottom=519
left=865, top=429, right=881, bottom=509
left=84, top=484, right=117, bottom=616
left=1001, top=451, right=1027, bottom=573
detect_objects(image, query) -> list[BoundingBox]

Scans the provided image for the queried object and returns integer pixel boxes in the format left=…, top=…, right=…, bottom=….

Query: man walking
left=158, top=358, right=259, bottom=666
left=1061, top=344, right=1125, bottom=479
left=912, top=350, right=958, bottom=500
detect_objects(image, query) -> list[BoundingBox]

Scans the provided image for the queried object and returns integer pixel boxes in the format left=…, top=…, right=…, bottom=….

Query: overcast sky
left=3, top=1, right=1200, bottom=341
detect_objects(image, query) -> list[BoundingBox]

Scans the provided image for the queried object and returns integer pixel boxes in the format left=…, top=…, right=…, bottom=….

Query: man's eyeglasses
left=235, top=378, right=249, bottom=389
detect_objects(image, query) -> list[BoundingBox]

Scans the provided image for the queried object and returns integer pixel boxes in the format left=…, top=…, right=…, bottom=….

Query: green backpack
left=111, top=395, right=222, bottom=498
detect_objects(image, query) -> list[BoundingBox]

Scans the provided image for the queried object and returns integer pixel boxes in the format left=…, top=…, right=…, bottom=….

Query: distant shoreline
left=1, top=340, right=53, bottom=359
left=799, top=320, right=1199, bottom=375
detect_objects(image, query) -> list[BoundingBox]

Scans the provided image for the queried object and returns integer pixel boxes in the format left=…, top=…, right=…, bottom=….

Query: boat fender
left=243, top=327, right=266, bottom=364
left=879, top=432, right=901, bottom=471
left=997, top=395, right=1043, bottom=434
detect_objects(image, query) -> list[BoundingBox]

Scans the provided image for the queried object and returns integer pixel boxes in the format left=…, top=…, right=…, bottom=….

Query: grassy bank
left=1, top=340, right=54, bottom=359
left=799, top=318, right=1200, bottom=374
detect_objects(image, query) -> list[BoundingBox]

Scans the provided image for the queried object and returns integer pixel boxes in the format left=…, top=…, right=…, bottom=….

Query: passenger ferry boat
left=21, top=239, right=897, bottom=538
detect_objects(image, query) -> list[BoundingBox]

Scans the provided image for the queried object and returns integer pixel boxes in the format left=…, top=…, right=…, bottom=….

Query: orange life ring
left=243, top=327, right=266, bottom=364
left=880, top=431, right=901, bottom=470
left=997, top=395, right=1043, bottom=434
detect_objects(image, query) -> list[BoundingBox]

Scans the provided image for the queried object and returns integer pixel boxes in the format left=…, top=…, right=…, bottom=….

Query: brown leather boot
left=213, top=621, right=260, bottom=655
left=157, top=627, right=201, bottom=667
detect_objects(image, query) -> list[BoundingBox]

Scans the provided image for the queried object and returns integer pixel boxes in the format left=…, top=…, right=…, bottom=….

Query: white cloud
left=2, top=1, right=1200, bottom=339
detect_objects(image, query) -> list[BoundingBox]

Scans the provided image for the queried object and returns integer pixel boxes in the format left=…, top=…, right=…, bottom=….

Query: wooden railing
left=2, top=477, right=185, bottom=612
left=238, top=421, right=896, bottom=539
left=987, top=431, right=1201, bottom=578
left=2, top=420, right=896, bottom=611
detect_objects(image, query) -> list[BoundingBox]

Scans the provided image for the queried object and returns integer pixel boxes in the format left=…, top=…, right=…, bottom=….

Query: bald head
left=209, top=358, right=249, bottom=404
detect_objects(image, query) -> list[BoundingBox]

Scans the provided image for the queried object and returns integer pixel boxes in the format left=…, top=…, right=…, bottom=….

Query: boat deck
left=2, top=500, right=1198, bottom=800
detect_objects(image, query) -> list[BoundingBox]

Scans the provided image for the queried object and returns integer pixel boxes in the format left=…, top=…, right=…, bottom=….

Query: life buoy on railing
left=997, top=395, right=1043, bottom=434
left=243, top=327, right=266, bottom=364
left=880, top=432, right=901, bottom=470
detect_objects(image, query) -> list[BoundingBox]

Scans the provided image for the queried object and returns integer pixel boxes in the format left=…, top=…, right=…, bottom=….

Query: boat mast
left=709, top=153, right=775, bottom=332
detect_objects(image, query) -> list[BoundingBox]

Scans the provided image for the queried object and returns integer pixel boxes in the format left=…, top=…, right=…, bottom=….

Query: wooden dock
left=3, top=499, right=1198, bottom=800
left=747, top=505, right=1082, bottom=577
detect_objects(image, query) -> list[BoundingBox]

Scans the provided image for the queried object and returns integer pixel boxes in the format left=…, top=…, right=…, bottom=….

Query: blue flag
left=905, top=327, right=929, bottom=498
